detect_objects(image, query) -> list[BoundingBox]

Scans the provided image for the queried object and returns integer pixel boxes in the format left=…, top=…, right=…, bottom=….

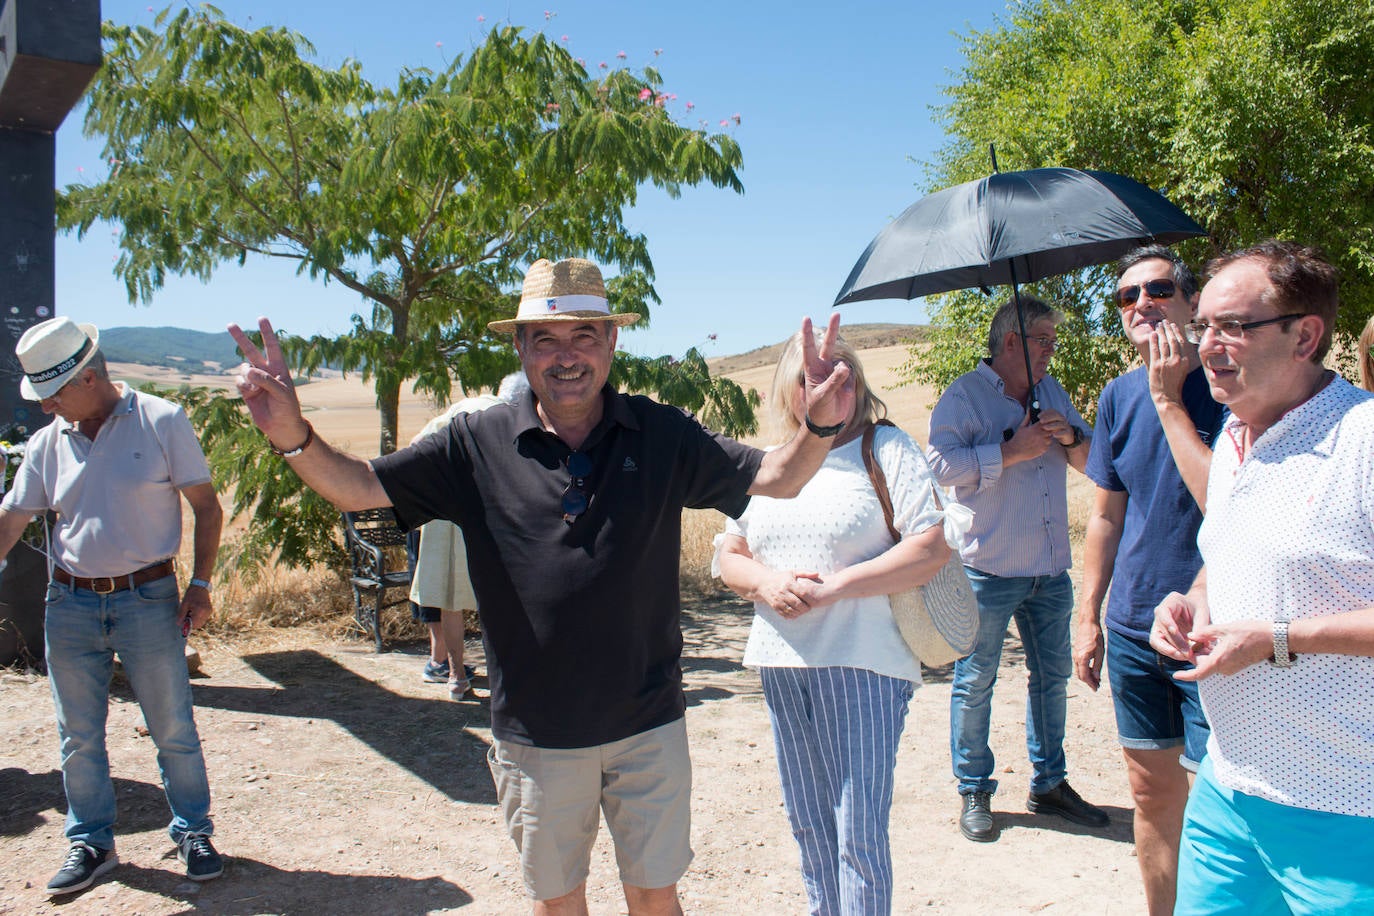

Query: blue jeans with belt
left=949, top=569, right=1073, bottom=796
left=44, top=574, right=213, bottom=850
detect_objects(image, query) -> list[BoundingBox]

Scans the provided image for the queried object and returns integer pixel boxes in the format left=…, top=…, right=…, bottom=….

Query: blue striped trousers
left=760, top=666, right=915, bottom=916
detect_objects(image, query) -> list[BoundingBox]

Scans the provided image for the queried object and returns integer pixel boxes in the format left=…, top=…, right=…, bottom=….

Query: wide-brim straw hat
left=488, top=258, right=640, bottom=333
left=16, top=317, right=101, bottom=401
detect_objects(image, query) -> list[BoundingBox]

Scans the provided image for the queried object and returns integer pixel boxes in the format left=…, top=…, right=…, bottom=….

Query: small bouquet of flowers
left=0, top=427, right=46, bottom=552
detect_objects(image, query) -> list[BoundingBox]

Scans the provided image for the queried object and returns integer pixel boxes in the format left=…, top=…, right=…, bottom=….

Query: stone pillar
left=0, top=0, right=102, bottom=436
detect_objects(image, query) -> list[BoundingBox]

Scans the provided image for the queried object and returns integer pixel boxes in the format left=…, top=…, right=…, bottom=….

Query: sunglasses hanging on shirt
left=561, top=451, right=594, bottom=525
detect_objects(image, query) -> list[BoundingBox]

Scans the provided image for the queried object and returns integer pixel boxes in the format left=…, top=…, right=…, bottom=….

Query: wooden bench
left=340, top=508, right=413, bottom=651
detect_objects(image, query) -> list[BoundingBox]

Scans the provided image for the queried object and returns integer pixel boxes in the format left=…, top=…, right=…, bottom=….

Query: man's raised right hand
left=227, top=317, right=310, bottom=450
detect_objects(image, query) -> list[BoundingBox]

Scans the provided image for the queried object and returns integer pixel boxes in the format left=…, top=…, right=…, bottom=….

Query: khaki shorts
left=487, top=718, right=693, bottom=900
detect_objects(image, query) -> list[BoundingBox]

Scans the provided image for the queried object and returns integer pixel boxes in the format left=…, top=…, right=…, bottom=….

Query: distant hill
left=98, top=322, right=929, bottom=377
left=707, top=323, right=927, bottom=375
left=101, top=327, right=241, bottom=374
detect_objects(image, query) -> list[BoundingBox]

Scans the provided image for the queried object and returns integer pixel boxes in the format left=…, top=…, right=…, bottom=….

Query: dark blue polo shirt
left=372, top=386, right=762, bottom=748
left=1086, top=365, right=1224, bottom=640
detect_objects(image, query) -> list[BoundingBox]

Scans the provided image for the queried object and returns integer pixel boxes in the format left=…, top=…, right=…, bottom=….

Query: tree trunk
left=378, top=375, right=401, bottom=456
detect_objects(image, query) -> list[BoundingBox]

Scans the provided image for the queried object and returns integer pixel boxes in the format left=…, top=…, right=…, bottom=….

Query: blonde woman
left=716, top=330, right=951, bottom=914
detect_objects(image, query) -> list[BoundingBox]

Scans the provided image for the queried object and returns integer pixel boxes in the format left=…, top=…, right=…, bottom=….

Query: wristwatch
left=1270, top=619, right=1296, bottom=667
left=189, top=577, right=212, bottom=592
left=1062, top=426, right=1085, bottom=448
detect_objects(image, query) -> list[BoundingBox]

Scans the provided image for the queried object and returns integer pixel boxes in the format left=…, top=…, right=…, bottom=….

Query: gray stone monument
left=0, top=0, right=101, bottom=666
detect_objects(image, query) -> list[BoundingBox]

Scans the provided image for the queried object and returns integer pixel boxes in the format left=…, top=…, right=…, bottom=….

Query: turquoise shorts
left=1176, top=756, right=1374, bottom=915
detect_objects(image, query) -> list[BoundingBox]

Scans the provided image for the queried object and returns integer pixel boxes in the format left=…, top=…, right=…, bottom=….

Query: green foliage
left=139, top=382, right=346, bottom=579
left=908, top=0, right=1374, bottom=405
left=612, top=349, right=762, bottom=438
left=60, top=6, right=747, bottom=455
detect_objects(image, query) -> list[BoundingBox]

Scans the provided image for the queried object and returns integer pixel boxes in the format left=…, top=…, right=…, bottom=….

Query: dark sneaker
left=178, top=833, right=223, bottom=881
left=421, top=660, right=450, bottom=683
left=47, top=842, right=118, bottom=896
left=959, top=791, right=998, bottom=842
left=1027, top=780, right=1111, bottom=828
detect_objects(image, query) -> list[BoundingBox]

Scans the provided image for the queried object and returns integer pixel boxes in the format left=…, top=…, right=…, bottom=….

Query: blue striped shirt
left=926, top=361, right=1087, bottom=577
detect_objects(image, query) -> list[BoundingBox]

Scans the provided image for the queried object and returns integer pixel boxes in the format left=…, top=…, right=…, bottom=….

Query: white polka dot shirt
left=1199, top=376, right=1374, bottom=818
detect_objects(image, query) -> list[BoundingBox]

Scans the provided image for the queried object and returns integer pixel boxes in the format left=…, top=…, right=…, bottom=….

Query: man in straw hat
left=0, top=317, right=225, bottom=895
left=229, top=257, right=855, bottom=914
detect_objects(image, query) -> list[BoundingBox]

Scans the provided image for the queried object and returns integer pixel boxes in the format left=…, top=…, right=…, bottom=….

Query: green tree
left=60, top=5, right=753, bottom=456
left=909, top=0, right=1374, bottom=399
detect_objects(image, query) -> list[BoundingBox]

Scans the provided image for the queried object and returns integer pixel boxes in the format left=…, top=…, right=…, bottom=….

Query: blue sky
left=54, top=0, right=1015, bottom=360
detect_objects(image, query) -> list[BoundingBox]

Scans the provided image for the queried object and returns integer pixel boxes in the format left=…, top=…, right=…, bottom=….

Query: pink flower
left=477, top=14, right=485, bottom=22
left=655, top=96, right=666, bottom=107
left=638, top=88, right=653, bottom=101
left=654, top=48, right=663, bottom=56
left=685, top=101, right=695, bottom=111
left=561, top=34, right=568, bottom=41
left=616, top=51, right=627, bottom=59
left=708, top=333, right=718, bottom=341
left=435, top=41, right=443, bottom=48
left=544, top=10, right=553, bottom=19
left=732, top=113, right=742, bottom=125
left=719, top=119, right=728, bottom=127
left=599, top=61, right=608, bottom=69
left=546, top=102, right=560, bottom=112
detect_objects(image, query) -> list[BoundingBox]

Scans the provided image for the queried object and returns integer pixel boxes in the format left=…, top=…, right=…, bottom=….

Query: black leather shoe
left=1027, top=780, right=1110, bottom=828
left=959, top=791, right=998, bottom=842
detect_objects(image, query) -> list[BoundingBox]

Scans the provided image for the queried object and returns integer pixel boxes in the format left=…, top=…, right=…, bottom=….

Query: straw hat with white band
left=488, top=258, right=640, bottom=333
left=15, top=317, right=101, bottom=401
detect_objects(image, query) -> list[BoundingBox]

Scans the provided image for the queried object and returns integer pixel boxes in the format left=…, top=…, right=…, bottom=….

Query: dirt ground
left=0, top=596, right=1146, bottom=916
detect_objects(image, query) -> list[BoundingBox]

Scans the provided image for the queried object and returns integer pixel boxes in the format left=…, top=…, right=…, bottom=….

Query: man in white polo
left=0, top=317, right=224, bottom=895
left=1151, top=241, right=1374, bottom=913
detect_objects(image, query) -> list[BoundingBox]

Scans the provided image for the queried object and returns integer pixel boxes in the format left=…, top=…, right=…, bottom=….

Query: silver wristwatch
left=1270, top=619, right=1295, bottom=668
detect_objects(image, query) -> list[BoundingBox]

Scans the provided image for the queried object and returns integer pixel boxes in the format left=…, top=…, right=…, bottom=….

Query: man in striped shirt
left=927, top=295, right=1109, bottom=843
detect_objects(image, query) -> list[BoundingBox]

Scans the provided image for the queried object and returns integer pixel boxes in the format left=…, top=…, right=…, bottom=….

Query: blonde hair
left=768, top=329, right=886, bottom=443
left=1359, top=315, right=1374, bottom=392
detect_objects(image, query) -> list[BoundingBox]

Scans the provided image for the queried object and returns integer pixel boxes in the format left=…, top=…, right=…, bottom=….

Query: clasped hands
left=759, top=569, right=836, bottom=619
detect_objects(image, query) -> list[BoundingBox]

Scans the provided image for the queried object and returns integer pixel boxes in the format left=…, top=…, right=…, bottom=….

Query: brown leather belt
left=53, top=560, right=177, bottom=595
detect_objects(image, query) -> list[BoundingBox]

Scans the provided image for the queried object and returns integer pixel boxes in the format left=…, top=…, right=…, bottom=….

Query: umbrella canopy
left=834, top=167, right=1206, bottom=306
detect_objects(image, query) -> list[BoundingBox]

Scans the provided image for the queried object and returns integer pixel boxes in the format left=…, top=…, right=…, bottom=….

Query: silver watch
left=1270, top=619, right=1295, bottom=668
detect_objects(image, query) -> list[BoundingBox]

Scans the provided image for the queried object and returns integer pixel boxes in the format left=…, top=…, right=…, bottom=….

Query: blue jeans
left=1106, top=629, right=1209, bottom=769
left=950, top=569, right=1072, bottom=796
left=44, top=575, right=213, bottom=851
left=761, top=667, right=914, bottom=916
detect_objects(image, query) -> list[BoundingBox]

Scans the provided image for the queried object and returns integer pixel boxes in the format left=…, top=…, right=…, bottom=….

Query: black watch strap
left=804, top=415, right=845, bottom=438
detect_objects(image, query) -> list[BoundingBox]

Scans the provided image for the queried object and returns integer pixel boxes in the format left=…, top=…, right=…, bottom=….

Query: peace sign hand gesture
left=227, top=317, right=309, bottom=450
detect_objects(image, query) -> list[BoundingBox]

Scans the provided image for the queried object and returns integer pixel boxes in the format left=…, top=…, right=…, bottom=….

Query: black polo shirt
left=371, top=386, right=762, bottom=748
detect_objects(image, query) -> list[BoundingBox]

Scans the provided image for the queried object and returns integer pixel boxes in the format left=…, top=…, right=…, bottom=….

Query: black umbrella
left=833, top=166, right=1206, bottom=418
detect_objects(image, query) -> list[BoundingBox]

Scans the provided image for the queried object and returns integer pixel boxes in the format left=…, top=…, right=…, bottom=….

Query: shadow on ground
left=191, top=651, right=497, bottom=805
left=59, top=857, right=473, bottom=915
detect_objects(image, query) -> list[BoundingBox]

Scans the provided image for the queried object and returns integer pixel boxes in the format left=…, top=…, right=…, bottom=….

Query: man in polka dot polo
left=1151, top=240, right=1374, bottom=914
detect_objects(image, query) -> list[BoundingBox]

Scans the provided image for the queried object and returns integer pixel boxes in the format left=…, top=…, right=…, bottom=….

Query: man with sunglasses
left=1150, top=241, right=1374, bottom=913
left=927, top=295, right=1105, bottom=844
left=1073, top=245, right=1223, bottom=915
left=228, top=257, right=855, bottom=916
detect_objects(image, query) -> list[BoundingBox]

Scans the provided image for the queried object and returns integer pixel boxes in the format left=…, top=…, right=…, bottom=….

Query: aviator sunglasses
left=561, top=451, right=593, bottom=524
left=1114, top=278, right=1176, bottom=308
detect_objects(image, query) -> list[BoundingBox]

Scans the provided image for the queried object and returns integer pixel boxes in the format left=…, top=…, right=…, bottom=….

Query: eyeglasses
left=561, top=451, right=593, bottom=524
left=1114, top=278, right=1177, bottom=309
left=1020, top=334, right=1058, bottom=350
left=1183, top=314, right=1296, bottom=345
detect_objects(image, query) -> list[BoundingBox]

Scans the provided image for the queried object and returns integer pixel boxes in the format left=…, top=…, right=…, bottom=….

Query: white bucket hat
left=15, top=317, right=101, bottom=401
left=488, top=258, right=640, bottom=333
